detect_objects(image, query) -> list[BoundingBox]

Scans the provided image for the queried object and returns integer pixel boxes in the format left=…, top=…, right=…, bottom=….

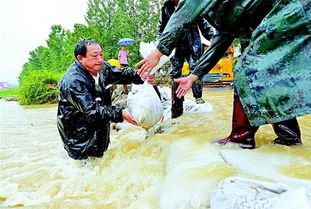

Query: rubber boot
left=215, top=92, right=259, bottom=149
left=272, top=118, right=302, bottom=146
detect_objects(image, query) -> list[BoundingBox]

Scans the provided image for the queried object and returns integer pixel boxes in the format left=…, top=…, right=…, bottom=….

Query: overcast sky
left=0, top=0, right=89, bottom=84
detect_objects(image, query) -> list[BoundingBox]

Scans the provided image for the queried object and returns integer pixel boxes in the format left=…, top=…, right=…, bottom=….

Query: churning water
left=1, top=90, right=310, bottom=208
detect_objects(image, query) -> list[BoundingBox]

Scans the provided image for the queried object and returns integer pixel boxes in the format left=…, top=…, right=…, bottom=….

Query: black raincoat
left=57, top=60, right=143, bottom=160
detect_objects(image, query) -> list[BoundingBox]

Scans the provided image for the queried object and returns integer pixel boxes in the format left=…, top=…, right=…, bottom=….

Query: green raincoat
left=157, top=0, right=311, bottom=126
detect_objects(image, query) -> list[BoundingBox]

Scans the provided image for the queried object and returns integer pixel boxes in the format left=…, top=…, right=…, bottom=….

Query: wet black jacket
left=159, top=0, right=214, bottom=79
left=57, top=60, right=143, bottom=160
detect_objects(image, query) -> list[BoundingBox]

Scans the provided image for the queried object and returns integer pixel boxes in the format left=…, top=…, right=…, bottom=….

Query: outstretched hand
left=122, top=109, right=137, bottom=125
left=174, top=74, right=199, bottom=98
left=135, top=49, right=164, bottom=76
left=140, top=72, right=155, bottom=85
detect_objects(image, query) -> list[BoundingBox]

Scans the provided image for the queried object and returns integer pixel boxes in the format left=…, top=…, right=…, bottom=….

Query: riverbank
left=0, top=89, right=18, bottom=101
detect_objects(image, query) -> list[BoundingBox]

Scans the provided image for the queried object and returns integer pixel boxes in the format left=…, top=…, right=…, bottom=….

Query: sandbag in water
left=127, top=82, right=163, bottom=130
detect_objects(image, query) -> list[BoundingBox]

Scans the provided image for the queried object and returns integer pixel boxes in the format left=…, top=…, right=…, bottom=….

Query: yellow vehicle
left=210, top=46, right=234, bottom=82
left=181, top=46, right=234, bottom=83
left=181, top=61, right=190, bottom=76
left=202, top=46, right=234, bottom=83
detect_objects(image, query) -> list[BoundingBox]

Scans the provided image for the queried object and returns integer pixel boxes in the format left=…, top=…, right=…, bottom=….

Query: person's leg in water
left=170, top=51, right=185, bottom=119
left=214, top=89, right=303, bottom=149
left=272, top=118, right=302, bottom=146
left=215, top=40, right=258, bottom=149
left=215, top=89, right=259, bottom=149
left=192, top=80, right=205, bottom=104
left=171, top=81, right=184, bottom=118
left=188, top=51, right=205, bottom=104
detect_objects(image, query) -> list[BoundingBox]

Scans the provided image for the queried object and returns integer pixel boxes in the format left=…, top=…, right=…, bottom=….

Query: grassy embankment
left=18, top=70, right=63, bottom=105
left=1, top=70, right=63, bottom=104
left=0, top=89, right=18, bottom=101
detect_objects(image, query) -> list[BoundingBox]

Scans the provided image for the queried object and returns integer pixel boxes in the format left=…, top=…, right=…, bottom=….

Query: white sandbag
left=210, top=177, right=311, bottom=209
left=183, top=100, right=213, bottom=114
left=139, top=41, right=174, bottom=74
left=158, top=86, right=213, bottom=122
left=127, top=82, right=163, bottom=130
left=210, top=177, right=291, bottom=209
left=272, top=187, right=311, bottom=209
left=219, top=149, right=311, bottom=188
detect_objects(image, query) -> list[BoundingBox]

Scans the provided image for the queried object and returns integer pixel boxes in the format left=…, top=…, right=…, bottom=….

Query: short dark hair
left=74, top=39, right=101, bottom=58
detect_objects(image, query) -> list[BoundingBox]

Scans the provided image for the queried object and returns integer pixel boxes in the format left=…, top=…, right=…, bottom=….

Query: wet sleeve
left=105, top=63, right=144, bottom=85
left=66, top=80, right=124, bottom=123
left=192, top=33, right=234, bottom=79
left=157, top=0, right=207, bottom=56
left=158, top=4, right=170, bottom=37
left=197, top=18, right=215, bottom=40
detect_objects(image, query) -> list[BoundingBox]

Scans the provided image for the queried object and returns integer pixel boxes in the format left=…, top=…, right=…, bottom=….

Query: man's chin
left=94, top=65, right=103, bottom=71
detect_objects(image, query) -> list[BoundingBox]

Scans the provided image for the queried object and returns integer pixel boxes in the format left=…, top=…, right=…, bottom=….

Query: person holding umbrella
left=117, top=38, right=135, bottom=94
left=118, top=45, right=129, bottom=68
left=117, top=38, right=135, bottom=68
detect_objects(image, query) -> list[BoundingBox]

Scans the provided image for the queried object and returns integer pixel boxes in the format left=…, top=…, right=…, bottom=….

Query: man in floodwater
left=136, top=0, right=311, bottom=149
left=57, top=39, right=146, bottom=160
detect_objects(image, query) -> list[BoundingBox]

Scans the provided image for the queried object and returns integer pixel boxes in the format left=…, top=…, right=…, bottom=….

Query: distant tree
left=86, top=0, right=163, bottom=65
left=45, top=25, right=72, bottom=72
left=65, top=23, right=102, bottom=60
left=19, top=25, right=70, bottom=83
left=18, top=0, right=163, bottom=104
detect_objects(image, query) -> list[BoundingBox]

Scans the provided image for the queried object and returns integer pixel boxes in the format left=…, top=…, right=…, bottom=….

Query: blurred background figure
left=118, top=45, right=130, bottom=94
left=118, top=45, right=129, bottom=68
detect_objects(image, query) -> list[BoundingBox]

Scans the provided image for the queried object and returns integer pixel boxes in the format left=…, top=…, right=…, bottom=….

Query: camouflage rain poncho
left=157, top=0, right=311, bottom=126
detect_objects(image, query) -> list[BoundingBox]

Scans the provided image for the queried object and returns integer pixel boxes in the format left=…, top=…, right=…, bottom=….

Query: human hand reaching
left=140, top=72, right=155, bottom=85
left=174, top=74, right=199, bottom=98
left=135, top=49, right=163, bottom=76
left=122, top=109, right=137, bottom=125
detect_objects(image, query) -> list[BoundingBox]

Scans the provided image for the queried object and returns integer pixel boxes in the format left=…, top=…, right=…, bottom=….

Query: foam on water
left=0, top=90, right=310, bottom=208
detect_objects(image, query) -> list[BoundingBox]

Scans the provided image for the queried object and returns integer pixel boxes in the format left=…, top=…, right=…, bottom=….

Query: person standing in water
left=136, top=0, right=310, bottom=149
left=57, top=39, right=152, bottom=160
left=159, top=0, right=215, bottom=118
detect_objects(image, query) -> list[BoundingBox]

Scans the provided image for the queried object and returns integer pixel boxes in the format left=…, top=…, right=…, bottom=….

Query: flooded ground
left=0, top=89, right=310, bottom=208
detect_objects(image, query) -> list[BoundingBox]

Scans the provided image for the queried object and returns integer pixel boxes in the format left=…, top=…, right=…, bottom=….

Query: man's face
left=78, top=44, right=104, bottom=72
